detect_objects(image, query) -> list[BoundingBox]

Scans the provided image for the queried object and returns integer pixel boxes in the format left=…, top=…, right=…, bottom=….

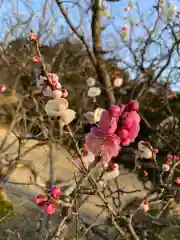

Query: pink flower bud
left=141, top=200, right=149, bottom=212
left=175, top=177, right=180, bottom=185
left=62, top=89, right=68, bottom=98
left=29, top=32, right=38, bottom=41
left=44, top=202, right=56, bottom=214
left=35, top=195, right=48, bottom=206
left=0, top=84, right=6, bottom=92
left=32, top=56, right=41, bottom=63
left=51, top=186, right=61, bottom=199
left=167, top=154, right=173, bottom=160
left=144, top=171, right=148, bottom=177
left=162, top=164, right=170, bottom=172
left=154, top=148, right=159, bottom=153
left=174, top=155, right=179, bottom=162
left=109, top=105, right=121, bottom=117
left=128, top=100, right=139, bottom=111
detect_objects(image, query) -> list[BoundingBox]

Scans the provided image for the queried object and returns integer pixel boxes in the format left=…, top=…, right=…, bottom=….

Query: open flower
left=59, top=109, right=76, bottom=128
left=75, top=151, right=95, bottom=169
left=87, top=87, right=101, bottom=98
left=83, top=111, right=95, bottom=124
left=94, top=108, right=106, bottom=122
left=45, top=98, right=68, bottom=117
left=162, top=163, right=170, bottom=172
left=35, top=186, right=61, bottom=215
left=85, top=110, right=121, bottom=166
left=99, top=163, right=120, bottom=186
left=138, top=141, right=153, bottom=159
left=86, top=77, right=96, bottom=87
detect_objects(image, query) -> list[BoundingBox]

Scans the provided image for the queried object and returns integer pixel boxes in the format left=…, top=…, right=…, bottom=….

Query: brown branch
left=91, top=0, right=116, bottom=106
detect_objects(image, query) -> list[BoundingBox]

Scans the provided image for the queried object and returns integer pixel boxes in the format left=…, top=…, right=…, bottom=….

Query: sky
left=0, top=0, right=180, bottom=90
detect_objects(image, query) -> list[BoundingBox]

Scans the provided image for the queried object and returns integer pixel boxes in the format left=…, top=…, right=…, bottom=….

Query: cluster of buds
left=35, top=187, right=61, bottom=215
left=34, top=61, right=75, bottom=127
left=162, top=154, right=180, bottom=172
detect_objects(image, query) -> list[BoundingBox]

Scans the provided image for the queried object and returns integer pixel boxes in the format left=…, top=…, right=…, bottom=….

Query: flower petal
left=35, top=195, right=48, bottom=206
left=45, top=98, right=69, bottom=117
left=44, top=202, right=56, bottom=214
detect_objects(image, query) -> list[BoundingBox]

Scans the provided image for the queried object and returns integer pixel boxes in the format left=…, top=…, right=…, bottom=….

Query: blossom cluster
left=36, top=70, right=75, bottom=128
left=35, top=186, right=61, bottom=214
left=85, top=100, right=140, bottom=167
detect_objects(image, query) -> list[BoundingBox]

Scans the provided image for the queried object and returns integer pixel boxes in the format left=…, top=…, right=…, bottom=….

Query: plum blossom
left=140, top=199, right=149, bottom=212
left=33, top=56, right=41, bottom=63
left=86, top=77, right=96, bottom=87
left=113, top=77, right=123, bottom=87
left=75, top=151, right=95, bottom=169
left=85, top=102, right=140, bottom=166
left=85, top=108, right=121, bottom=167
left=59, top=109, right=76, bottom=128
left=35, top=186, right=61, bottom=214
left=137, top=141, right=153, bottom=159
left=83, top=111, right=95, bottom=124
left=162, top=163, right=170, bottom=172
left=45, top=98, right=69, bottom=117
left=99, top=163, right=120, bottom=187
left=52, top=89, right=63, bottom=99
left=84, top=108, right=105, bottom=124
left=87, top=87, right=101, bottom=98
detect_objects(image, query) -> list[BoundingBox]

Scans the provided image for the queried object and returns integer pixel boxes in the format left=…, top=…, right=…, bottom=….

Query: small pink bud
left=175, top=177, right=180, bottom=185
left=141, top=200, right=149, bottom=212
left=0, top=84, right=6, bottom=92
left=35, top=195, right=48, bottom=206
left=51, top=186, right=61, bottom=199
left=109, top=105, right=121, bottom=117
left=110, top=163, right=118, bottom=169
left=144, top=171, right=148, bottom=177
left=29, top=32, right=38, bottom=41
left=162, top=164, right=170, bottom=172
left=44, top=202, right=56, bottom=215
left=62, top=89, right=68, bottom=98
left=174, top=155, right=180, bottom=162
left=167, top=154, right=173, bottom=160
left=154, top=148, right=159, bottom=153
left=32, top=56, right=41, bottom=63
left=128, top=100, right=139, bottom=111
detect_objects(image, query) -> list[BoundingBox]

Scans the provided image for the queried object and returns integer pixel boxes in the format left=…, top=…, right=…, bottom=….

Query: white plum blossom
left=94, top=108, right=105, bottom=122
left=99, top=164, right=120, bottom=187
left=43, top=86, right=53, bottom=97
left=86, top=77, right=96, bottom=87
left=59, top=109, right=76, bottom=128
left=83, top=111, right=95, bottom=124
left=87, top=87, right=101, bottom=98
left=45, top=98, right=68, bottom=117
left=138, top=141, right=153, bottom=159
